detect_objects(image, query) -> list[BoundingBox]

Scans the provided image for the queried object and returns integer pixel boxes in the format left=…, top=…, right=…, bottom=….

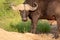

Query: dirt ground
left=0, top=28, right=60, bottom=40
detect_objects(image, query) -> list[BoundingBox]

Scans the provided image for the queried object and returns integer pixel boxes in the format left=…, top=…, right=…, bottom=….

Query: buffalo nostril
left=22, top=18, right=27, bottom=21
left=23, top=18, right=27, bottom=20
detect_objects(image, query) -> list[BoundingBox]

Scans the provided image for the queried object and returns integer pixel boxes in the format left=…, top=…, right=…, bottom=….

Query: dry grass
left=0, top=28, right=60, bottom=40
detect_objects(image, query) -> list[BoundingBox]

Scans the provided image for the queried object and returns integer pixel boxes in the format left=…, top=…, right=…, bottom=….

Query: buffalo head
left=20, top=2, right=38, bottom=21
left=10, top=2, right=38, bottom=21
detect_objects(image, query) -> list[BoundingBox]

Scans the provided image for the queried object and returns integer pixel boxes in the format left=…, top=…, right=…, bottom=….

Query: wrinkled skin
left=20, top=0, right=60, bottom=39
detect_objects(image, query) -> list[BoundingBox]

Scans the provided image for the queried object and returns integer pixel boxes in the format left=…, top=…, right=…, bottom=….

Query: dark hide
left=20, top=0, right=60, bottom=39
left=47, top=0, right=60, bottom=38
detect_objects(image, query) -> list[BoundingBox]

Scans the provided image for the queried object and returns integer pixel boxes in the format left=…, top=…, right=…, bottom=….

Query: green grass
left=37, top=20, right=51, bottom=33
left=10, top=21, right=31, bottom=33
left=6, top=20, right=51, bottom=33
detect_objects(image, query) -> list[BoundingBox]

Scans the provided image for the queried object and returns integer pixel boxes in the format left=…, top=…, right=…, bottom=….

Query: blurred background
left=0, top=0, right=51, bottom=33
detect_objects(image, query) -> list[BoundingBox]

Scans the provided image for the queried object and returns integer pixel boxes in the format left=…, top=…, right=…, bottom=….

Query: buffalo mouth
left=22, top=18, right=27, bottom=22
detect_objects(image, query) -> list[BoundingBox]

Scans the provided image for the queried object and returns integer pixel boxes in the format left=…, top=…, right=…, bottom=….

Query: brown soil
left=0, top=28, right=60, bottom=40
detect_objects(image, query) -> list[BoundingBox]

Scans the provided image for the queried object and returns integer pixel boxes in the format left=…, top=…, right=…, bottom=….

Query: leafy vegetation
left=0, top=0, right=51, bottom=33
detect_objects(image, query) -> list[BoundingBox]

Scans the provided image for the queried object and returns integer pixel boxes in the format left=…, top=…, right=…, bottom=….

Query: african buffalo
left=22, top=0, right=60, bottom=38
left=11, top=0, right=60, bottom=39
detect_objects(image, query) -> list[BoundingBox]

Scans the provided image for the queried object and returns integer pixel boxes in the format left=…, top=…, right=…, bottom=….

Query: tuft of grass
left=10, top=21, right=31, bottom=33
left=37, top=20, right=51, bottom=33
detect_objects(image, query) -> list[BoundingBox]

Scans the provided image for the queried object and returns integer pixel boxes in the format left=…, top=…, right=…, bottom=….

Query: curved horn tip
left=30, top=2, right=38, bottom=11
